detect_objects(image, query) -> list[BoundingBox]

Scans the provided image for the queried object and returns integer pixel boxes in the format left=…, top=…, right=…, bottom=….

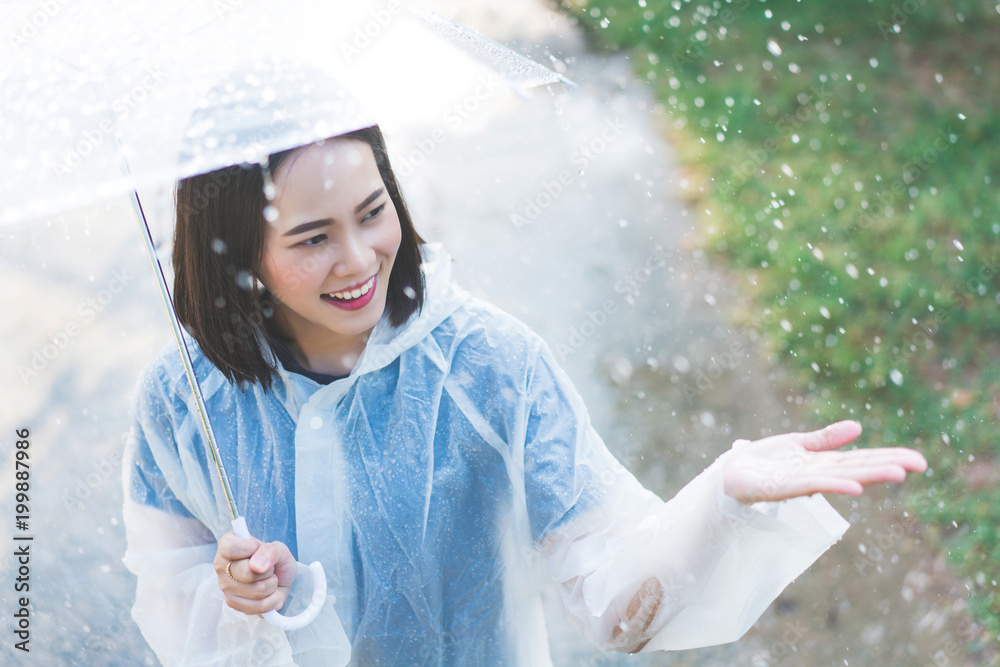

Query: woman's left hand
left=722, top=420, right=928, bottom=504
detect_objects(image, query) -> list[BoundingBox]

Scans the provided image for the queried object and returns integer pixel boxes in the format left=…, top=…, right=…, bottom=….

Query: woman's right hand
left=213, top=532, right=298, bottom=615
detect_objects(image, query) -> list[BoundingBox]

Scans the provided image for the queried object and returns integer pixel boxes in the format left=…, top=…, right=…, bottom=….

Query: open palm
left=722, top=420, right=928, bottom=504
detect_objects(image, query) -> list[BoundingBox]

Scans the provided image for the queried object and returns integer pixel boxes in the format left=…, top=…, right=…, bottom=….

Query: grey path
left=0, top=0, right=980, bottom=665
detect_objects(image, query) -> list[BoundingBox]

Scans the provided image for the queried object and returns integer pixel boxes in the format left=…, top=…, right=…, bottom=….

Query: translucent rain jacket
left=122, top=243, right=849, bottom=666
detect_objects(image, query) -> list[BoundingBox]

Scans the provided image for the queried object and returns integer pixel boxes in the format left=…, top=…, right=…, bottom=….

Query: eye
left=298, top=233, right=327, bottom=247
left=363, top=203, right=386, bottom=222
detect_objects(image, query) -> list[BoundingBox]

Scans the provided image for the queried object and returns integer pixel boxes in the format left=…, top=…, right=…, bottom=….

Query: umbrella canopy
left=0, top=0, right=570, bottom=225
left=1, top=0, right=571, bottom=633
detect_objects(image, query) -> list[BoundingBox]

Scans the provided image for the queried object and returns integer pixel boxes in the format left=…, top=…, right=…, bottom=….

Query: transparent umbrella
left=1, top=0, right=570, bottom=631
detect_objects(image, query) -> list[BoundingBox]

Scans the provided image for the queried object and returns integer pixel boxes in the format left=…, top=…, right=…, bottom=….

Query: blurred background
left=0, top=0, right=996, bottom=664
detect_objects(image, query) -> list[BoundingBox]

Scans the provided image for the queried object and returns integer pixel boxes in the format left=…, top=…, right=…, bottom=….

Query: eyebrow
left=282, top=188, right=385, bottom=237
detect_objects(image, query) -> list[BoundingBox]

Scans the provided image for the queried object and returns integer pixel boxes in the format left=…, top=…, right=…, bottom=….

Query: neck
left=273, top=310, right=371, bottom=377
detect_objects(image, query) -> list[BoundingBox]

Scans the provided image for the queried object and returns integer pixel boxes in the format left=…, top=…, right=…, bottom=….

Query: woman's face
left=259, top=138, right=402, bottom=363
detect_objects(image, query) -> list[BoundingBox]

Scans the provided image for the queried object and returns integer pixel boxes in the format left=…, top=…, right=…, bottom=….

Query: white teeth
left=327, top=275, right=375, bottom=300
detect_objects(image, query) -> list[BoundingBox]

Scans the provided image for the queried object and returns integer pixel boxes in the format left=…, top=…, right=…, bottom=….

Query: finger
left=801, top=420, right=863, bottom=452
left=217, top=532, right=262, bottom=561
left=819, top=447, right=928, bottom=471
left=224, top=588, right=285, bottom=615
left=248, top=543, right=282, bottom=576
left=810, top=464, right=910, bottom=485
left=220, top=572, right=279, bottom=599
left=775, top=476, right=865, bottom=500
left=225, top=558, right=278, bottom=585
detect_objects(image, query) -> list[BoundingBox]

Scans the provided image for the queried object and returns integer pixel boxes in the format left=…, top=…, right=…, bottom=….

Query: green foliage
left=565, top=0, right=1000, bottom=642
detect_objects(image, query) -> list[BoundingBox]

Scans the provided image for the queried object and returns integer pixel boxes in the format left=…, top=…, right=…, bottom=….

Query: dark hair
left=173, top=125, right=425, bottom=389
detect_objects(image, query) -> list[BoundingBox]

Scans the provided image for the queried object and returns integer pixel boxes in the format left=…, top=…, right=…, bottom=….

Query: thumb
left=803, top=420, right=863, bottom=452
left=248, top=548, right=276, bottom=575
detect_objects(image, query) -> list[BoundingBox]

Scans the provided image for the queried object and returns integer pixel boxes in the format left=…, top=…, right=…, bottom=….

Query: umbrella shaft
left=127, top=184, right=239, bottom=522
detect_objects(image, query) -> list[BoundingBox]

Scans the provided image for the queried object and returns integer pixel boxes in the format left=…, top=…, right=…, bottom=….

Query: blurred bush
left=564, top=0, right=1000, bottom=647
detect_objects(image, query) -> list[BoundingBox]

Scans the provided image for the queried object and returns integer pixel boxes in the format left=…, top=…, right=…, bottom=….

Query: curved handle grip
left=232, top=516, right=328, bottom=631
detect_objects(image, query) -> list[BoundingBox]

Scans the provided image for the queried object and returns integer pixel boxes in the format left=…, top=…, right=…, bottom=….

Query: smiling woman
left=123, top=123, right=926, bottom=666
left=258, top=139, right=403, bottom=377
left=170, top=126, right=425, bottom=389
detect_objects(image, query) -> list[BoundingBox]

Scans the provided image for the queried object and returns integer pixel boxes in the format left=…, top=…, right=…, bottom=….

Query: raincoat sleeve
left=525, top=341, right=850, bottom=653
left=121, top=366, right=300, bottom=667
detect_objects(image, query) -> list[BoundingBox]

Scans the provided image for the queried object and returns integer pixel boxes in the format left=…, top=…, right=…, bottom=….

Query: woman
left=123, top=125, right=926, bottom=665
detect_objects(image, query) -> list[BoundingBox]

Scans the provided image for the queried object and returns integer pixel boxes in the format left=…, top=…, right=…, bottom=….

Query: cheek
left=383, top=213, right=403, bottom=257
left=261, top=251, right=304, bottom=297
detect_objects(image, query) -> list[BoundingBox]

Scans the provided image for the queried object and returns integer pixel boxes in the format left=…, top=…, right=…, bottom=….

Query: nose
left=332, top=225, right=375, bottom=277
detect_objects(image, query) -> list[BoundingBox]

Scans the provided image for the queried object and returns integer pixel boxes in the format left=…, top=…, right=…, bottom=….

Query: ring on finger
left=226, top=560, right=237, bottom=581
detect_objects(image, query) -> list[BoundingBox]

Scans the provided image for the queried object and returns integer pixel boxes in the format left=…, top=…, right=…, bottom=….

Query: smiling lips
left=321, top=274, right=377, bottom=311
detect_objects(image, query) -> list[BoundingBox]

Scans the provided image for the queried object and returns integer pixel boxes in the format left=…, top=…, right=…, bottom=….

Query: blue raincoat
left=122, top=244, right=849, bottom=666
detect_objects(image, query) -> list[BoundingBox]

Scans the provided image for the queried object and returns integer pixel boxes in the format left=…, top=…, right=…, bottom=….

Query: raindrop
left=704, top=293, right=717, bottom=306
left=235, top=271, right=255, bottom=290
left=819, top=306, right=831, bottom=319
left=767, top=39, right=783, bottom=57
left=672, top=355, right=691, bottom=373
left=952, top=239, right=964, bottom=250
left=700, top=411, right=716, bottom=428
left=890, top=369, right=904, bottom=386
left=870, top=57, right=879, bottom=68
left=403, top=286, right=417, bottom=300
left=211, top=238, right=227, bottom=254
left=609, top=356, right=634, bottom=386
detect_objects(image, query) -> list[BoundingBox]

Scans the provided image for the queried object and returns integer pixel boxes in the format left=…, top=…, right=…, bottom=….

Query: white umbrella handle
left=231, top=516, right=328, bottom=631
